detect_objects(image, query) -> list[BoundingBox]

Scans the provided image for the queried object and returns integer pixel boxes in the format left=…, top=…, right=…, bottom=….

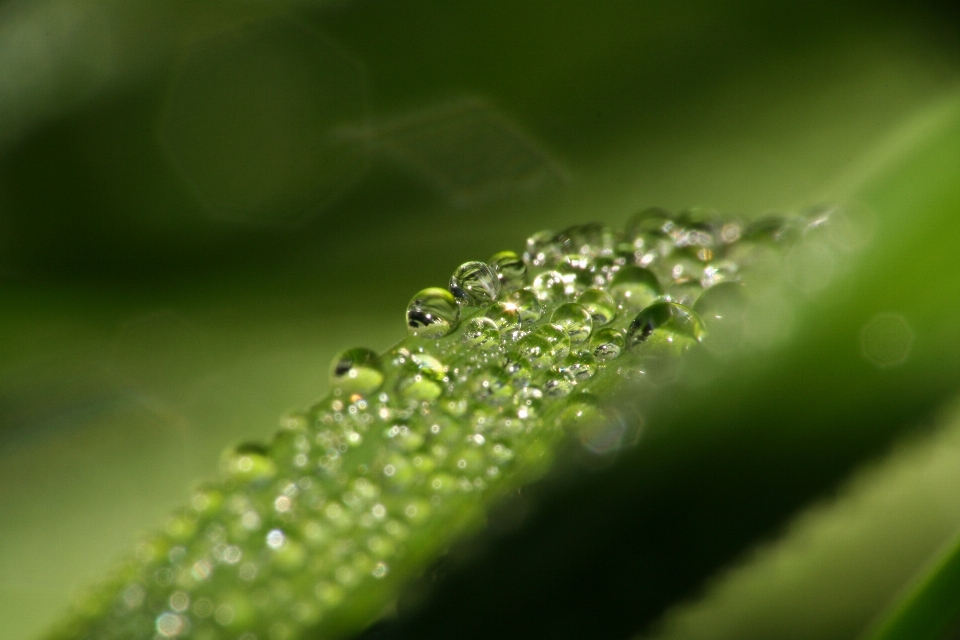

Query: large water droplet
left=222, top=442, right=276, bottom=483
left=693, top=281, right=747, bottom=353
left=590, top=327, right=625, bottom=362
left=664, top=279, right=702, bottom=307
left=532, top=270, right=569, bottom=303
left=330, top=347, right=384, bottom=395
left=516, top=324, right=570, bottom=368
left=488, top=250, right=527, bottom=293
left=576, top=289, right=617, bottom=326
left=524, top=230, right=562, bottom=268
left=558, top=253, right=597, bottom=289
left=461, top=316, right=502, bottom=348
left=407, top=288, right=460, bottom=338
left=449, top=261, right=501, bottom=306
left=609, top=266, right=660, bottom=311
left=559, top=352, right=597, bottom=381
left=557, top=223, right=615, bottom=257
left=506, top=289, right=543, bottom=324
left=486, top=302, right=520, bottom=329
left=626, top=206, right=676, bottom=240
left=626, top=301, right=705, bottom=352
left=551, top=303, right=593, bottom=345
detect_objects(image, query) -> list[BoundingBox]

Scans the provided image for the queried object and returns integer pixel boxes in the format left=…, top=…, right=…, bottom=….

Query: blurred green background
left=4, top=1, right=960, bottom=638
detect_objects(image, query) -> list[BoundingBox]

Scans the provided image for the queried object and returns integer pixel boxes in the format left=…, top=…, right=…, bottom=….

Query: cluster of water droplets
left=56, top=206, right=845, bottom=640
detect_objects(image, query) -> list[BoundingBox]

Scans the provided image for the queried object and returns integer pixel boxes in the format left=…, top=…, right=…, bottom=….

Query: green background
left=3, top=1, right=960, bottom=638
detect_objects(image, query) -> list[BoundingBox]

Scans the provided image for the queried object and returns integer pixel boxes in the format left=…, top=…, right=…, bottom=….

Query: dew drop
left=626, top=206, right=676, bottom=240
left=485, top=301, right=521, bottom=329
left=550, top=303, right=593, bottom=345
left=489, top=250, right=527, bottom=292
left=516, top=324, right=570, bottom=368
left=556, top=223, right=616, bottom=257
left=576, top=289, right=617, bottom=326
left=557, top=253, right=596, bottom=289
left=330, top=347, right=384, bottom=396
left=470, top=367, right=513, bottom=405
left=626, top=301, right=706, bottom=352
left=609, top=266, right=660, bottom=311
left=543, top=372, right=575, bottom=397
left=664, top=279, right=702, bottom=307
left=532, top=270, right=569, bottom=303
left=461, top=316, right=502, bottom=348
left=407, top=288, right=460, bottom=338
left=449, top=261, right=501, bottom=306
left=590, top=327, right=625, bottom=362
left=513, top=386, right=544, bottom=419
left=693, top=281, right=747, bottom=353
left=222, top=442, right=276, bottom=483
left=559, top=352, right=597, bottom=381
left=506, top=289, right=543, bottom=324
left=524, top=229, right=562, bottom=268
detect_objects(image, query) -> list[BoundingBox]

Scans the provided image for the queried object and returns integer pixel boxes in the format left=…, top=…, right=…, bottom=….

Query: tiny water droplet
left=532, top=270, right=569, bottom=303
left=407, top=288, right=460, bottom=338
left=609, top=266, right=660, bottom=311
left=330, top=347, right=384, bottom=395
left=576, top=289, right=617, bottom=326
left=449, top=261, right=501, bottom=306
left=461, top=316, right=502, bottom=348
left=590, top=327, right=625, bottom=361
left=488, top=250, right=527, bottom=292
left=550, top=302, right=593, bottom=344
left=626, top=301, right=705, bottom=352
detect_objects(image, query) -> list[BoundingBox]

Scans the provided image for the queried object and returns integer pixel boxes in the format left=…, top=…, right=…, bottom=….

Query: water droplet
left=550, top=303, right=593, bottom=344
left=590, top=327, right=625, bottom=361
left=449, top=261, right=501, bottom=306
left=471, top=367, right=513, bottom=405
left=694, top=282, right=747, bottom=353
left=700, top=260, right=738, bottom=288
left=461, top=316, right=502, bottom=348
left=222, top=442, right=276, bottom=483
left=558, top=253, right=597, bottom=289
left=556, top=223, right=616, bottom=257
left=576, top=289, right=617, bottom=326
left=524, top=229, right=562, bottom=268
left=488, top=250, right=527, bottom=292
left=407, top=288, right=460, bottom=338
left=516, top=324, right=570, bottom=368
left=609, top=266, right=660, bottom=311
left=559, top=352, right=597, bottom=381
left=330, top=347, right=384, bottom=395
left=626, top=206, right=676, bottom=240
left=532, top=270, right=569, bottom=303
left=626, top=301, right=705, bottom=352
left=664, top=279, right=702, bottom=307
left=506, top=289, right=543, bottom=324
left=513, top=386, right=544, bottom=419
left=397, top=374, right=443, bottom=402
left=485, top=301, right=521, bottom=329
left=543, top=371, right=575, bottom=397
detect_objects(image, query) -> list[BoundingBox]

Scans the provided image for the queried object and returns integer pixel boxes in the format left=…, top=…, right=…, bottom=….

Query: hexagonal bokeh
left=159, top=18, right=368, bottom=225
